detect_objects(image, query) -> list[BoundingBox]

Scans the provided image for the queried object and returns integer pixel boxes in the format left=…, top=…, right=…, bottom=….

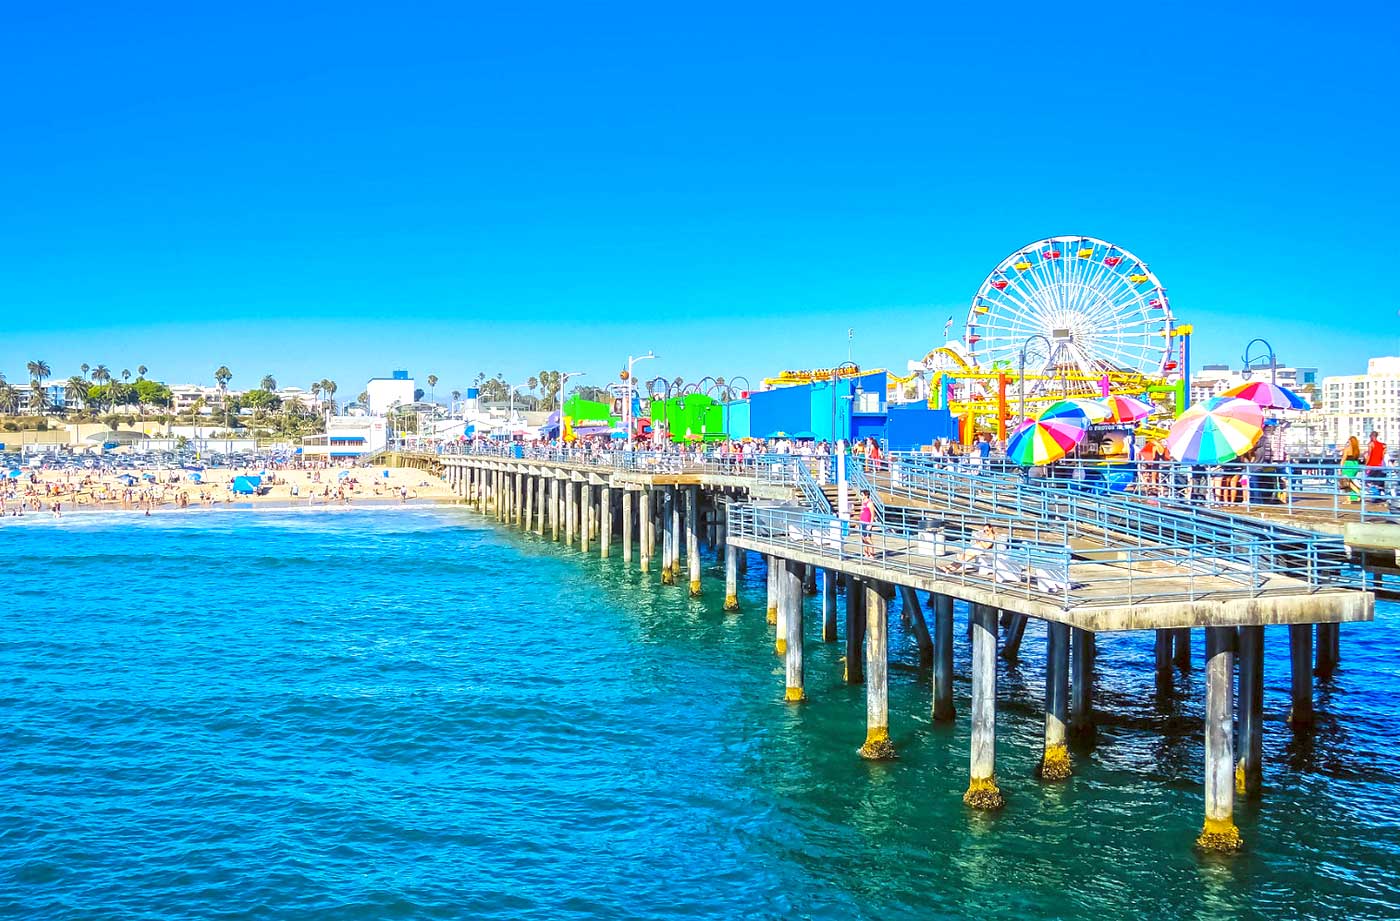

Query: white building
left=1190, top=364, right=1318, bottom=405
left=1319, top=357, right=1400, bottom=451
left=302, top=415, right=389, bottom=459
left=365, top=371, right=416, bottom=416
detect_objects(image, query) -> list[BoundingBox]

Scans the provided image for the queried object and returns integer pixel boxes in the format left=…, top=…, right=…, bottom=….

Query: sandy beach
left=1, top=464, right=459, bottom=516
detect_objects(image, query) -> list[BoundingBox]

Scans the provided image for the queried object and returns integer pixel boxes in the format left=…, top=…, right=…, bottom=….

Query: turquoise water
left=3, top=506, right=1399, bottom=920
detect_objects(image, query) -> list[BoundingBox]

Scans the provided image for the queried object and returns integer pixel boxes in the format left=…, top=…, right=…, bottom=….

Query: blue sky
left=2, top=3, right=1395, bottom=395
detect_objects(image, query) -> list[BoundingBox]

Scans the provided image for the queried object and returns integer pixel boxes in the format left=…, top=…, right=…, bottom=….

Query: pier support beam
left=1315, top=623, right=1339, bottom=678
left=999, top=612, right=1027, bottom=662
left=964, top=604, right=1003, bottom=809
left=1236, top=625, right=1264, bottom=799
left=670, top=487, right=682, bottom=582
left=687, top=487, right=701, bottom=596
left=536, top=475, right=546, bottom=534
left=933, top=594, right=955, bottom=723
left=515, top=473, right=524, bottom=527
left=580, top=486, right=591, bottom=554
left=523, top=475, right=533, bottom=531
left=821, top=569, right=837, bottom=642
left=859, top=582, right=895, bottom=759
left=783, top=560, right=805, bottom=702
left=765, top=556, right=779, bottom=625
left=901, top=586, right=933, bottom=667
left=638, top=489, right=651, bottom=573
left=724, top=545, right=739, bottom=611
left=1288, top=624, right=1314, bottom=728
left=803, top=564, right=818, bottom=596
left=550, top=478, right=559, bottom=541
left=844, top=578, right=866, bottom=685
left=1040, top=622, right=1071, bottom=781
left=600, top=486, right=612, bottom=559
left=1070, top=627, right=1095, bottom=739
left=1198, top=626, right=1242, bottom=853
left=622, top=491, right=633, bottom=564
left=1173, top=628, right=1191, bottom=670
left=660, top=489, right=675, bottom=584
left=774, top=557, right=788, bottom=655
left=1155, top=629, right=1174, bottom=695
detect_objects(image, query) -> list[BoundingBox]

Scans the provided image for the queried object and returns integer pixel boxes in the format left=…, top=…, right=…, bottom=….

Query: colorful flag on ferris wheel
left=943, top=316, right=954, bottom=339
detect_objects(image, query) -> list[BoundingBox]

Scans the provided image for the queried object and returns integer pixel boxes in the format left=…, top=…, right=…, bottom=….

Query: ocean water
left=3, top=506, right=1398, bottom=920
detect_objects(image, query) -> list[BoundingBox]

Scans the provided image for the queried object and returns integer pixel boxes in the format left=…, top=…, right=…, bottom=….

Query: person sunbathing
left=943, top=524, right=999, bottom=573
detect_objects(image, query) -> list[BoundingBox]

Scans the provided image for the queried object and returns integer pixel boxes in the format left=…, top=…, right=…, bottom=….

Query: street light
left=558, top=370, right=585, bottom=444
left=1018, top=334, right=1054, bottom=425
left=1241, top=338, right=1277, bottom=385
left=830, top=361, right=859, bottom=447
left=623, top=351, right=656, bottom=450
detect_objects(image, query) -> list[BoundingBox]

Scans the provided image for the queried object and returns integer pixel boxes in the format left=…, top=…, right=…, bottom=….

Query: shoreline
left=0, top=496, right=465, bottom=522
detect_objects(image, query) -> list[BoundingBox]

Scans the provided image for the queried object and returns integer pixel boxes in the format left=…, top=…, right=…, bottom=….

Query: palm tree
left=122, top=369, right=131, bottom=383
left=137, top=364, right=148, bottom=380
left=66, top=376, right=88, bottom=415
left=319, top=379, right=338, bottom=415
left=80, top=363, right=90, bottom=379
left=450, top=389, right=461, bottom=412
left=92, top=365, right=110, bottom=384
left=28, top=381, right=48, bottom=415
left=357, top=390, right=369, bottom=409
left=27, top=360, right=51, bottom=385
left=214, top=366, right=232, bottom=431
left=0, top=380, right=15, bottom=414
left=261, top=374, right=277, bottom=392
left=427, top=374, right=438, bottom=404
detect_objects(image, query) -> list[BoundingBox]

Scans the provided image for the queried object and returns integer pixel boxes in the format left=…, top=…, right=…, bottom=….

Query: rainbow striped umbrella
left=1040, top=398, right=1112, bottom=424
left=1220, top=380, right=1311, bottom=411
left=1006, top=416, right=1087, bottom=466
left=1100, top=394, right=1153, bottom=423
left=1165, top=397, right=1263, bottom=464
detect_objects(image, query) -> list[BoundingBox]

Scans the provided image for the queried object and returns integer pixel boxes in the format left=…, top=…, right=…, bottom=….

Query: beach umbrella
left=189, top=472, right=202, bottom=482
left=1099, top=394, right=1154, bottom=423
left=1220, top=380, right=1311, bottom=411
left=338, top=470, right=350, bottom=479
left=1165, top=397, right=1263, bottom=464
left=1039, top=398, right=1112, bottom=424
left=7, top=469, right=20, bottom=478
left=1005, top=416, right=1088, bottom=466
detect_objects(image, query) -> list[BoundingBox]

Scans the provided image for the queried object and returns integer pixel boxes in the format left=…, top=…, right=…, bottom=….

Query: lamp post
left=623, top=352, right=656, bottom=449
left=558, top=370, right=585, bottom=445
left=1241, top=338, right=1277, bottom=385
left=1018, top=334, right=1054, bottom=426
left=830, top=361, right=860, bottom=447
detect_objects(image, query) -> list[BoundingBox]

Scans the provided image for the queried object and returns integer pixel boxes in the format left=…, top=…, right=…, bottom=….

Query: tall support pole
left=1000, top=612, right=1028, bottom=662
left=536, top=475, right=546, bottom=534
left=901, top=586, right=933, bottom=667
left=1236, top=625, right=1264, bottom=799
left=551, top=477, right=560, bottom=541
left=964, top=604, right=1003, bottom=808
left=670, top=485, right=682, bottom=571
left=844, top=577, right=866, bottom=685
left=523, top=475, right=533, bottom=532
left=724, top=545, right=739, bottom=611
left=687, top=486, right=701, bottom=596
left=580, top=485, right=591, bottom=554
left=600, top=486, right=612, bottom=559
left=1040, top=621, right=1071, bottom=781
left=933, top=594, right=955, bottom=722
left=639, top=489, right=652, bottom=573
left=765, top=556, right=779, bottom=625
left=859, top=582, right=894, bottom=759
left=774, top=557, right=788, bottom=655
left=783, top=559, right=805, bottom=702
left=1198, top=626, right=1242, bottom=852
left=821, top=569, right=837, bottom=642
left=1173, top=628, right=1191, bottom=669
left=622, top=490, right=634, bottom=564
left=1288, top=623, right=1314, bottom=728
left=1315, top=623, right=1339, bottom=678
left=803, top=564, right=818, bottom=596
left=661, top=489, right=675, bottom=585
left=515, top=473, right=524, bottom=527
left=565, top=480, right=576, bottom=547
left=1155, top=629, right=1174, bottom=695
left=1070, top=627, right=1095, bottom=739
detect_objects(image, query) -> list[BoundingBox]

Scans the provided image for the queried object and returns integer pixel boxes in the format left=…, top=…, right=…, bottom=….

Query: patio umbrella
left=1099, top=394, right=1154, bottom=423
left=1006, top=416, right=1088, bottom=466
left=1040, top=398, right=1112, bottom=424
left=1165, top=397, right=1263, bottom=464
left=1220, top=380, right=1311, bottom=411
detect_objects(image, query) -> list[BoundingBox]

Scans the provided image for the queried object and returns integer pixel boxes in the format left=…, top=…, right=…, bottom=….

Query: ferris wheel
left=964, top=236, right=1174, bottom=384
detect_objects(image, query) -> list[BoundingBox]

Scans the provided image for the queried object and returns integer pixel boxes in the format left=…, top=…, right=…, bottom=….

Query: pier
left=403, top=446, right=1373, bottom=853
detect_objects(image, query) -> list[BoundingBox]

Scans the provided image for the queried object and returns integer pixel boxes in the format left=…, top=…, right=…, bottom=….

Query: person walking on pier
left=859, top=489, right=877, bottom=558
left=1366, top=430, right=1387, bottom=500
left=1340, top=436, right=1362, bottom=504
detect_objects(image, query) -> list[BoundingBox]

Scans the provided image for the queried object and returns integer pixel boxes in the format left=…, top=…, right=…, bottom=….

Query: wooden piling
left=900, top=586, right=933, bottom=667
left=1288, top=623, right=1314, bottom=728
left=859, top=582, right=894, bottom=759
left=1070, top=627, right=1095, bottom=739
left=999, top=612, right=1027, bottom=662
left=1236, top=625, right=1264, bottom=798
left=844, top=577, right=866, bottom=685
left=1315, top=622, right=1339, bottom=678
left=600, top=486, right=612, bottom=558
left=622, top=490, right=633, bottom=563
left=765, top=556, right=779, bottom=625
left=1155, top=629, right=1174, bottom=695
left=1040, top=621, right=1071, bottom=781
left=932, top=594, right=954, bottom=722
left=580, top=485, right=591, bottom=554
left=638, top=489, right=651, bottom=573
left=687, top=487, right=701, bottom=596
left=1197, top=626, right=1242, bottom=852
left=661, top=489, right=675, bottom=584
left=783, top=559, right=805, bottom=702
left=1172, top=627, right=1191, bottom=669
left=821, top=569, right=837, bottom=642
left=964, top=604, right=1003, bottom=808
left=724, top=544, right=739, bottom=611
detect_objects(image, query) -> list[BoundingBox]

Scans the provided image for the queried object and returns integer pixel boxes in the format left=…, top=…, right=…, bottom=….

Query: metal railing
left=847, top=455, right=885, bottom=523
left=794, top=458, right=833, bottom=514
left=726, top=502, right=1354, bottom=610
